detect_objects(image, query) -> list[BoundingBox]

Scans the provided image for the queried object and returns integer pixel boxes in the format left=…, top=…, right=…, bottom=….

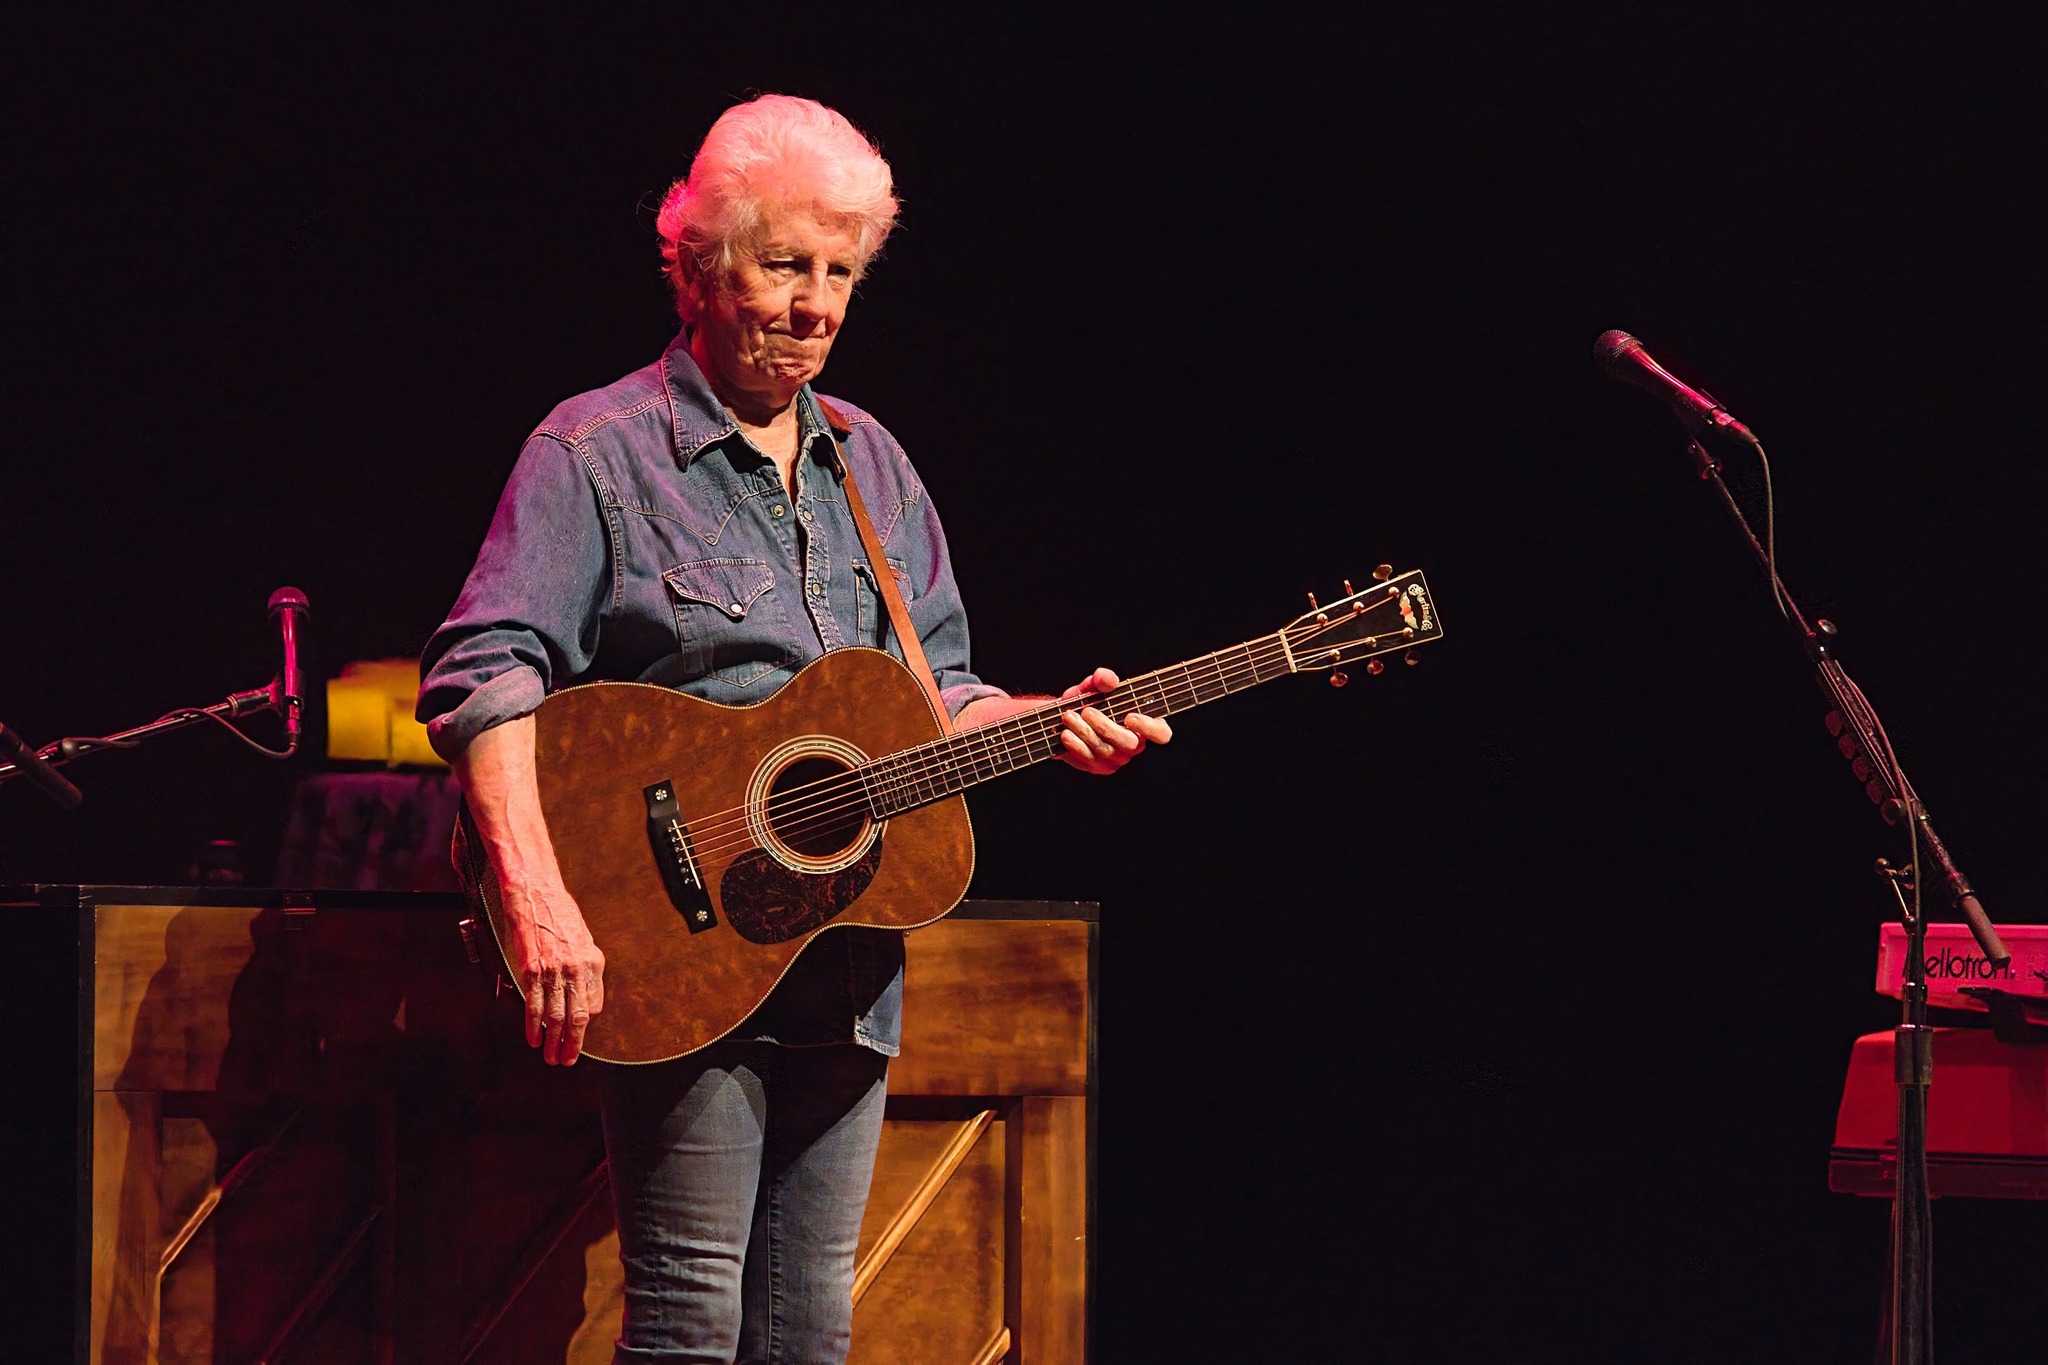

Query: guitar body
left=458, top=568, right=1444, bottom=1064
left=473, top=647, right=974, bottom=1064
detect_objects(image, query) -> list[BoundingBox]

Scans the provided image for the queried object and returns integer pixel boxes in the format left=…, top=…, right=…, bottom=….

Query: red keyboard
left=1875, top=921, right=2048, bottom=1020
left=1833, top=922, right=2048, bottom=1199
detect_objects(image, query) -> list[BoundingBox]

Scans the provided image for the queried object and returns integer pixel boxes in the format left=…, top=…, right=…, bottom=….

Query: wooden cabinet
left=14, top=887, right=1094, bottom=1363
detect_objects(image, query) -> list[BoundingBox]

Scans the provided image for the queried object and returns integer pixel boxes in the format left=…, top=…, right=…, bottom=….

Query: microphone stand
left=1679, top=435, right=2006, bottom=1365
left=0, top=684, right=298, bottom=798
left=0, top=590, right=307, bottom=800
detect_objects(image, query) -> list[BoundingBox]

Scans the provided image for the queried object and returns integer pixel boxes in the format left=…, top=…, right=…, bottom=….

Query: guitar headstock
left=1282, top=568, right=1443, bottom=679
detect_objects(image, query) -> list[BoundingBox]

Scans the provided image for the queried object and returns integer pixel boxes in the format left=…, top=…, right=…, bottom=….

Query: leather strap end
left=818, top=403, right=954, bottom=736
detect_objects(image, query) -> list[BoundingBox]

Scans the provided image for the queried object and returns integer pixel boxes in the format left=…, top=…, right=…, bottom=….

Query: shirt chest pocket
left=852, top=556, right=915, bottom=649
left=664, top=557, right=800, bottom=690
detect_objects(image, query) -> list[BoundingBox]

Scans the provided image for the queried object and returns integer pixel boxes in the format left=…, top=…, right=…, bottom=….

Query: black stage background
left=6, top=11, right=2044, bottom=1361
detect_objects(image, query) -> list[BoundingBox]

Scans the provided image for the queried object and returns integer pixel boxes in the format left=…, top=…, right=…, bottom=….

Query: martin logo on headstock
left=1284, top=566, right=1442, bottom=686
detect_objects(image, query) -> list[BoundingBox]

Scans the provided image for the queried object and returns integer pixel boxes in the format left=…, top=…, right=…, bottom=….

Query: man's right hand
left=452, top=713, right=608, bottom=1066
left=499, top=876, right=607, bottom=1065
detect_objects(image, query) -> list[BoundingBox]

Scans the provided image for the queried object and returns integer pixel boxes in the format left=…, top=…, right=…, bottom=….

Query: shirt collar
left=662, top=330, right=844, bottom=477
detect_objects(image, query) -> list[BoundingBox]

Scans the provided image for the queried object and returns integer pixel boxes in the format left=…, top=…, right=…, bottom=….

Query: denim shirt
left=418, top=333, right=1004, bottom=1055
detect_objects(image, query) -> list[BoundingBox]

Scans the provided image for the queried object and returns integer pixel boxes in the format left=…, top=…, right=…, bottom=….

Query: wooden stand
left=11, top=887, right=1094, bottom=1364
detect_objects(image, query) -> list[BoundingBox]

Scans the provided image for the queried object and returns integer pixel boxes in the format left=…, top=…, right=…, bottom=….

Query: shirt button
left=728, top=602, right=743, bottom=614
left=772, top=505, right=786, bottom=517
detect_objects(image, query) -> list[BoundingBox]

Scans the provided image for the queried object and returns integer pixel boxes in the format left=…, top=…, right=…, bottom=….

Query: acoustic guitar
left=459, top=570, right=1442, bottom=1062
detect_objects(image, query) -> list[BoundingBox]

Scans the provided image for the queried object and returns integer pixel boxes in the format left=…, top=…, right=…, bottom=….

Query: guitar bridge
left=645, top=780, right=717, bottom=933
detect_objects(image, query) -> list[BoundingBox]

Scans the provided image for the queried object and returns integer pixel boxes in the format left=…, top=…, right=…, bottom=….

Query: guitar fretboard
left=859, top=632, right=1297, bottom=818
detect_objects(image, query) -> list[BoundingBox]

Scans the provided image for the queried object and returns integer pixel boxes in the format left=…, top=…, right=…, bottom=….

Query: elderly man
left=418, top=94, right=1167, bottom=1363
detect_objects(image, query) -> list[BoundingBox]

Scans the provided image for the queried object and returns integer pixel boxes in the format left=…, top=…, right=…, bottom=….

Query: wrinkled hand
left=499, top=877, right=606, bottom=1065
left=1057, top=667, right=1173, bottom=775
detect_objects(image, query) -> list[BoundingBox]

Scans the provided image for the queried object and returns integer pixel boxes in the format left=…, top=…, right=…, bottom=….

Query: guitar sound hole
left=765, top=756, right=867, bottom=858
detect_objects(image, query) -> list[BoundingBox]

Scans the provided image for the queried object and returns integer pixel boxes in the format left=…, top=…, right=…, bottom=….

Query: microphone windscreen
left=1593, top=330, right=1642, bottom=374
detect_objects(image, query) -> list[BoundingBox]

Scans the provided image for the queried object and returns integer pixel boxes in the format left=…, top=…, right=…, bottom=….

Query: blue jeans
left=601, top=1040, right=890, bottom=1364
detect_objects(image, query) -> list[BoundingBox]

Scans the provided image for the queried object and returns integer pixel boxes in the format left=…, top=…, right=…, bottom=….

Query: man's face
left=685, top=207, right=863, bottom=413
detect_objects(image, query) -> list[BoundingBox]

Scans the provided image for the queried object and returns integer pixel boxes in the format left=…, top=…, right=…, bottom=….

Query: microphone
left=1594, top=330, right=1759, bottom=447
left=267, top=587, right=309, bottom=747
left=0, top=720, right=83, bottom=810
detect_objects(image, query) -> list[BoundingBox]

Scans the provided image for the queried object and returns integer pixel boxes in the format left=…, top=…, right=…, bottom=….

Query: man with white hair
left=419, top=94, right=1167, bottom=1362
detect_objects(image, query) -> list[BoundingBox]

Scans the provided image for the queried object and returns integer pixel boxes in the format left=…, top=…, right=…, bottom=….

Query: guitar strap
left=813, top=396, right=955, bottom=736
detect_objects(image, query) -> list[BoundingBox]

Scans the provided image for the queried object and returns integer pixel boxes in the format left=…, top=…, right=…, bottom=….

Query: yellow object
left=386, top=694, right=443, bottom=766
left=326, top=659, right=448, bottom=768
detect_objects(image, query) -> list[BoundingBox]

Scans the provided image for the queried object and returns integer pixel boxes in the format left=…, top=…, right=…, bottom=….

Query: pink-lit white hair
left=656, top=94, right=899, bottom=313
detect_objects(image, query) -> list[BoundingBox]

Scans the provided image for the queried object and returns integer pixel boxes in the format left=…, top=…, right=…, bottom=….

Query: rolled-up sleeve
left=417, top=435, right=611, bottom=759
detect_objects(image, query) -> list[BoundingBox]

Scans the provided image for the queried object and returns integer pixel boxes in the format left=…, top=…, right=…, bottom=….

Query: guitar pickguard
left=720, top=833, right=886, bottom=944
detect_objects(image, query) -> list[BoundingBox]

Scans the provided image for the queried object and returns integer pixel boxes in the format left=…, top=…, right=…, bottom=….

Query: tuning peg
left=1342, top=579, right=1355, bottom=596
left=1329, top=671, right=1348, bottom=687
left=1366, top=659, right=1385, bottom=675
left=1306, top=591, right=1319, bottom=610
left=1404, top=648, right=1421, bottom=666
left=1372, top=564, right=1393, bottom=582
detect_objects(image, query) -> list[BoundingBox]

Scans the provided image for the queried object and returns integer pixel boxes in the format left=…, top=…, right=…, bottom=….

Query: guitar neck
left=861, top=632, right=1297, bottom=818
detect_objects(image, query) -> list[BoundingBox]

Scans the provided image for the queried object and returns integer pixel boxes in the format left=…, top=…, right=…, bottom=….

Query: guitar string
left=764, top=661, right=1270, bottom=843
left=809, top=594, right=1416, bottom=828
left=673, top=635, right=1302, bottom=865
left=672, top=600, right=1416, bottom=862
left=680, top=666, right=1272, bottom=862
left=667, top=597, right=1418, bottom=865
left=695, top=626, right=1305, bottom=844
left=675, top=599, right=1415, bottom=863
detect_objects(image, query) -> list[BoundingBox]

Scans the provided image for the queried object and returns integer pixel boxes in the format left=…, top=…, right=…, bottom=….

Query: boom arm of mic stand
left=1687, top=439, right=2009, bottom=968
left=0, top=679, right=297, bottom=789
